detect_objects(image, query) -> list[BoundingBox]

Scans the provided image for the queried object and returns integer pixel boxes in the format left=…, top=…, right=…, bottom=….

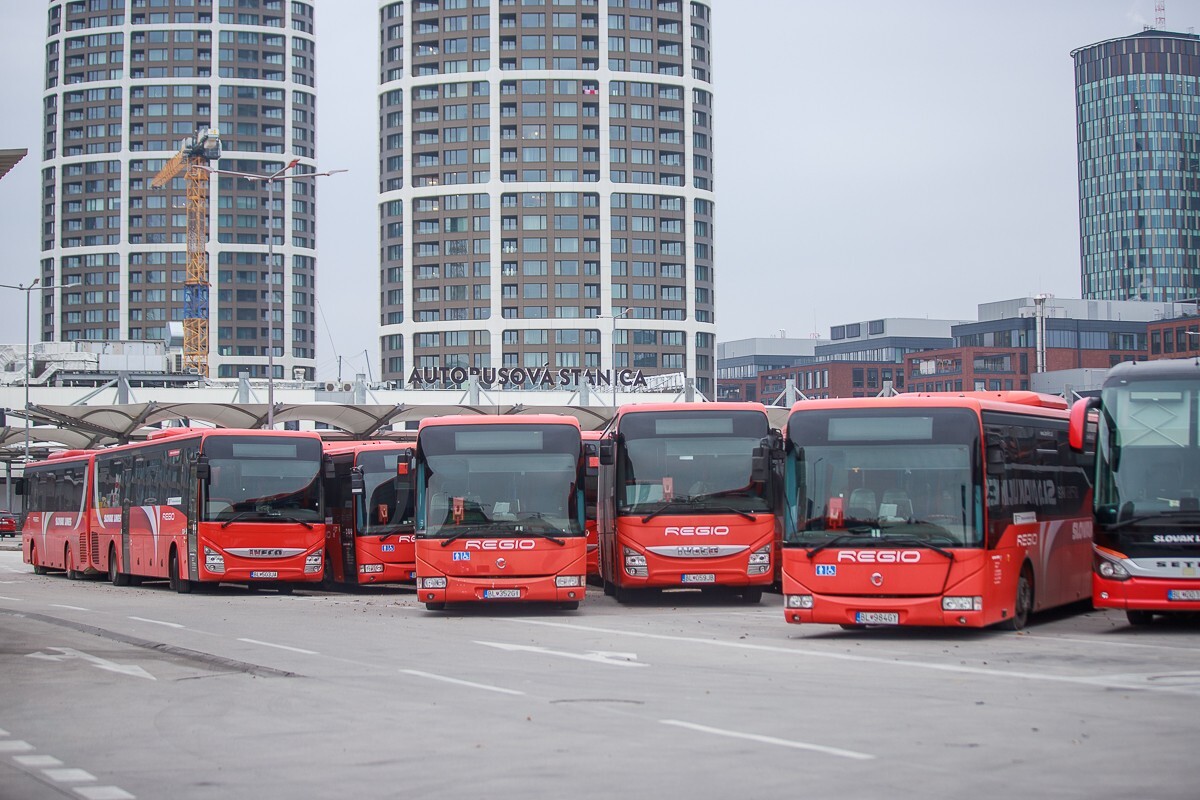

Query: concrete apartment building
left=41, top=0, right=321, bottom=380
left=376, top=0, right=717, bottom=397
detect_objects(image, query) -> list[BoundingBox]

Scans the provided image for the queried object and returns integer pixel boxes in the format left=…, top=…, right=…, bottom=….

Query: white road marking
left=15, top=755, right=63, bottom=767
left=0, top=741, right=34, bottom=753
left=401, top=668, right=525, bottom=696
left=508, top=619, right=1200, bottom=695
left=26, top=648, right=155, bottom=681
left=662, top=719, right=875, bottom=760
left=477, top=640, right=647, bottom=667
left=237, top=638, right=318, bottom=655
left=75, top=787, right=136, bottom=800
left=0, top=728, right=7, bottom=735
left=0, top=595, right=22, bottom=601
left=51, top=604, right=90, bottom=612
left=127, top=616, right=184, bottom=628
left=44, top=768, right=95, bottom=782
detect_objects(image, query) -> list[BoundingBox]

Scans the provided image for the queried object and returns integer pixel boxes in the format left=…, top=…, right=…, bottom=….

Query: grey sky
left=0, top=1, right=1183, bottom=380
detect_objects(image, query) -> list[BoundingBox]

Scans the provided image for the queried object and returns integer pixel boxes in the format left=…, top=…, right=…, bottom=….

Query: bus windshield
left=419, top=424, right=582, bottom=538
left=1096, top=379, right=1200, bottom=524
left=202, top=436, right=322, bottom=523
left=785, top=408, right=984, bottom=547
left=616, top=410, right=771, bottom=515
left=358, top=449, right=415, bottom=536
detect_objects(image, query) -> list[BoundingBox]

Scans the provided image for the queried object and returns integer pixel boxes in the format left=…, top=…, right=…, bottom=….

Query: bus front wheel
left=64, top=545, right=77, bottom=580
left=425, top=602, right=446, bottom=611
left=1126, top=609, right=1155, bottom=626
left=108, top=544, right=130, bottom=587
left=169, top=549, right=191, bottom=594
left=31, top=543, right=46, bottom=575
left=1002, top=566, right=1033, bottom=631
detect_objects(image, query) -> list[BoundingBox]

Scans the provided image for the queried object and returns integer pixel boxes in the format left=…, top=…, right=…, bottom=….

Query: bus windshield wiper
left=693, top=503, right=758, bottom=521
left=877, top=534, right=955, bottom=561
left=806, top=532, right=875, bottom=559
left=222, top=509, right=314, bottom=529
left=438, top=524, right=495, bottom=547
left=640, top=498, right=696, bottom=523
left=1108, top=510, right=1200, bottom=530
left=268, top=511, right=314, bottom=529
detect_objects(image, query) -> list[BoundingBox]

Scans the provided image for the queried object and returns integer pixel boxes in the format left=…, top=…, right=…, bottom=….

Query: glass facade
left=1073, top=30, right=1200, bottom=303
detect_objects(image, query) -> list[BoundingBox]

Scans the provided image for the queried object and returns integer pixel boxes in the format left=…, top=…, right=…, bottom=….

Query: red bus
left=321, top=440, right=416, bottom=586
left=781, top=392, right=1095, bottom=629
left=596, top=402, right=778, bottom=604
left=22, top=450, right=97, bottom=578
left=582, top=429, right=602, bottom=582
left=1069, top=358, right=1200, bottom=625
left=28, top=427, right=327, bottom=593
left=413, top=414, right=588, bottom=610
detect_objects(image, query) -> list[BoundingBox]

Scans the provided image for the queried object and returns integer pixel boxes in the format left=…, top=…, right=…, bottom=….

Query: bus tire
left=602, top=578, right=615, bottom=597
left=613, top=583, right=637, bottom=605
left=108, top=544, right=130, bottom=587
left=64, top=545, right=77, bottom=580
left=277, top=583, right=294, bottom=595
left=1126, top=609, right=1154, bottom=626
left=425, top=602, right=446, bottom=611
left=742, top=587, right=763, bottom=604
left=1002, top=565, right=1033, bottom=631
left=169, top=549, right=191, bottom=594
left=31, top=543, right=46, bottom=575
left=557, top=600, right=580, bottom=611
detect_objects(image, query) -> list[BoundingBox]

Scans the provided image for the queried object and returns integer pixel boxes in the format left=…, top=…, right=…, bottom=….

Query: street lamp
left=605, top=306, right=634, bottom=407
left=205, top=161, right=346, bottom=426
left=0, top=279, right=40, bottom=461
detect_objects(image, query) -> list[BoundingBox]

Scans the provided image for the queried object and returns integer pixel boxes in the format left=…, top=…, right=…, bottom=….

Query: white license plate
left=1167, top=589, right=1200, bottom=601
left=250, top=571, right=278, bottom=579
left=855, top=611, right=899, bottom=625
left=483, top=588, right=521, bottom=599
left=681, top=573, right=715, bottom=583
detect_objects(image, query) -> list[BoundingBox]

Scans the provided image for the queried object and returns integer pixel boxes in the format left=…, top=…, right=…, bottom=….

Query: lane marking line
left=401, top=668, right=525, bottom=696
left=75, top=787, right=136, bottom=800
left=14, top=755, right=63, bottom=767
left=127, top=616, right=184, bottom=629
left=44, top=768, right=95, bottom=782
left=237, top=638, right=318, bottom=655
left=51, top=604, right=90, bottom=612
left=661, top=719, right=875, bottom=760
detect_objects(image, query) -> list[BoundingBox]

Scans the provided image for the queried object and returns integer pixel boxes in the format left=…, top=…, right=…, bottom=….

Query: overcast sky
left=0, top=1, right=1187, bottom=380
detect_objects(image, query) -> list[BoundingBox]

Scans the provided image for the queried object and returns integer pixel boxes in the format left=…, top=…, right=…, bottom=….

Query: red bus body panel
left=1093, top=546, right=1200, bottom=613
left=322, top=440, right=416, bottom=586
left=781, top=393, right=1093, bottom=628
left=415, top=537, right=587, bottom=604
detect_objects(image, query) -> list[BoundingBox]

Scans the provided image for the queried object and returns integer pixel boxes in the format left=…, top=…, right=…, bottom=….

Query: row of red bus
left=21, top=357, right=1200, bottom=628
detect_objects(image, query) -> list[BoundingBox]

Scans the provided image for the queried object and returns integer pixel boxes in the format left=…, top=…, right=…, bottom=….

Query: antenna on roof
left=1156, top=0, right=1166, bottom=29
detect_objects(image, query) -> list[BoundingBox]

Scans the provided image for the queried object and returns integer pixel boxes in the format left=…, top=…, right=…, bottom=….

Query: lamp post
left=0, top=279, right=40, bottom=461
left=606, top=306, right=634, bottom=407
left=205, top=161, right=346, bottom=427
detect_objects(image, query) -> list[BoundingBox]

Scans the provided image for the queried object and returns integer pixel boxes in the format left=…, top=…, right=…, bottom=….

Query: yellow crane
left=151, top=127, right=221, bottom=377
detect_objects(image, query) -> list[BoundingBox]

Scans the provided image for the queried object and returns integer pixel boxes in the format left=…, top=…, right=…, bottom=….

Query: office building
left=1072, top=28, right=1200, bottom=303
left=377, top=0, right=717, bottom=396
left=41, top=0, right=320, bottom=379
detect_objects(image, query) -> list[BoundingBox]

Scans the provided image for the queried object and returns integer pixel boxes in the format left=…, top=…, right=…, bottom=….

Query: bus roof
left=1104, top=357, right=1200, bottom=386
left=322, top=439, right=413, bottom=456
left=788, top=391, right=1069, bottom=417
left=417, top=414, right=582, bottom=431
left=613, top=401, right=769, bottom=421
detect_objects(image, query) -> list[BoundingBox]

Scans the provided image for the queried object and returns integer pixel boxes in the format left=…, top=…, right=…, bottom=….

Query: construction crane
left=151, top=127, right=221, bottom=377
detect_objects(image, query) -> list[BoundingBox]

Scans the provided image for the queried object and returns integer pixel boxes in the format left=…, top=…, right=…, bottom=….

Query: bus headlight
left=748, top=545, right=771, bottom=575
left=942, top=596, right=982, bottom=611
left=623, top=547, right=648, bottom=577
left=419, top=576, right=447, bottom=589
left=785, top=594, right=813, bottom=609
left=555, top=575, right=583, bottom=588
left=1095, top=551, right=1130, bottom=581
left=304, top=553, right=323, bottom=574
left=204, top=546, right=225, bottom=574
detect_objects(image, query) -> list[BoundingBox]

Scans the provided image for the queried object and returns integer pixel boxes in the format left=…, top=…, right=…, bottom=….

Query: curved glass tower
left=1072, top=30, right=1200, bottom=303
left=41, top=0, right=320, bottom=380
left=377, top=0, right=716, bottom=397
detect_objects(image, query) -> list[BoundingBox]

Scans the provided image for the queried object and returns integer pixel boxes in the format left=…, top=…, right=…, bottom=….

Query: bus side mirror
left=598, top=440, right=614, bottom=466
left=751, top=446, right=770, bottom=482
left=1068, top=396, right=1100, bottom=452
left=583, top=442, right=598, bottom=476
left=195, top=456, right=210, bottom=482
left=323, top=457, right=336, bottom=479
left=13, top=477, right=24, bottom=496
left=396, top=454, right=411, bottom=476
left=350, top=467, right=365, bottom=495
